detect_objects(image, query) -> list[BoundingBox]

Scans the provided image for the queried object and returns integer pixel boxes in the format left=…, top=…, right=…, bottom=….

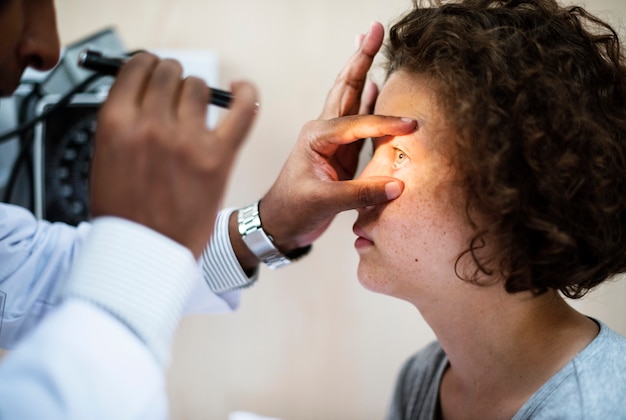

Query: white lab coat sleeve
left=0, top=203, right=90, bottom=347
left=0, top=299, right=168, bottom=420
left=0, top=216, right=200, bottom=419
left=0, top=203, right=247, bottom=348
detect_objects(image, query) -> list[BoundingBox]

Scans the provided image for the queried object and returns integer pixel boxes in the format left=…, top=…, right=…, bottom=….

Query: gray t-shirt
left=387, top=320, right=626, bottom=420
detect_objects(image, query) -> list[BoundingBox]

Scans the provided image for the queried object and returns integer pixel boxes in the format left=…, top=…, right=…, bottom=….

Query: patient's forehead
left=376, top=70, right=443, bottom=122
left=375, top=70, right=454, bottom=152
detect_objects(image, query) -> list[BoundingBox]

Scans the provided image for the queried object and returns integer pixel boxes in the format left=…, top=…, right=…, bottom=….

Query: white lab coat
left=0, top=203, right=251, bottom=419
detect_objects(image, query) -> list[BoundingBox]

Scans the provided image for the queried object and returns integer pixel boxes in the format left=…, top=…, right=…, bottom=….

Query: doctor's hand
left=89, top=52, right=258, bottom=258
left=255, top=22, right=415, bottom=253
left=259, top=114, right=416, bottom=252
left=320, top=20, right=384, bottom=119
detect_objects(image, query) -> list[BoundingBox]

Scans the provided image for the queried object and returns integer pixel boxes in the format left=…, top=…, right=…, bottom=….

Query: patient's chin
left=357, top=265, right=395, bottom=296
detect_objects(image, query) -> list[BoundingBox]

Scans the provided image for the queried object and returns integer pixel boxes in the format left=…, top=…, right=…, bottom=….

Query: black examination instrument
left=77, top=49, right=232, bottom=108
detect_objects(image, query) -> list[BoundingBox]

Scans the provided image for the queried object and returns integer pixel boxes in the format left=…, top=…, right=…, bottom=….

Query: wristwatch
left=237, top=201, right=311, bottom=269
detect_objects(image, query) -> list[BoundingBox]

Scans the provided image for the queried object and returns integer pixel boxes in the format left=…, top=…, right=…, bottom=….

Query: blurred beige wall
left=55, top=1, right=626, bottom=419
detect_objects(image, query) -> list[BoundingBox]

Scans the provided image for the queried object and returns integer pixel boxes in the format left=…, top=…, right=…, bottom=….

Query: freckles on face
left=354, top=70, right=473, bottom=300
left=356, top=169, right=466, bottom=298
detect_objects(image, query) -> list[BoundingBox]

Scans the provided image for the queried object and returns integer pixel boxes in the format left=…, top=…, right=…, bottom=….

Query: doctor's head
left=0, top=0, right=60, bottom=97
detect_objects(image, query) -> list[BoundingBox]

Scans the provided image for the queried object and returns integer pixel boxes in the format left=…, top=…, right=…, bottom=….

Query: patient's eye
left=393, top=148, right=408, bottom=166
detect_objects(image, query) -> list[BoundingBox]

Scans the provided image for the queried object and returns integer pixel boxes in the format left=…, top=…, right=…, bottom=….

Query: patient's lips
left=352, top=224, right=374, bottom=249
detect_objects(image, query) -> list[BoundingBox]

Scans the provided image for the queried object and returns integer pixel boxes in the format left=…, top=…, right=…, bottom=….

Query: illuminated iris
left=393, top=147, right=408, bottom=167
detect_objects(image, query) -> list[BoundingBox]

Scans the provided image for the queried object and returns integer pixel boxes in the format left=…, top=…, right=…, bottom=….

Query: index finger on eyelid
left=310, top=115, right=417, bottom=154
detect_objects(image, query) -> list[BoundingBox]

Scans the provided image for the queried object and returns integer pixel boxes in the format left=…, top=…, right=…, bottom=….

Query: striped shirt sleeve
left=200, top=208, right=258, bottom=293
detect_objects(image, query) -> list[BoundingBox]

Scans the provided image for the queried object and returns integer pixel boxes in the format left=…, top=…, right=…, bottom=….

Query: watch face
left=37, top=97, right=101, bottom=225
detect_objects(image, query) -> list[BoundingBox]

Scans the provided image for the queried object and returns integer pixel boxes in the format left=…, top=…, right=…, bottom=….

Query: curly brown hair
left=384, top=0, right=626, bottom=298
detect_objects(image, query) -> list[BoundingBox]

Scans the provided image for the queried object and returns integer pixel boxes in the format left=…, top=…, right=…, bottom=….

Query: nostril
left=26, top=48, right=60, bottom=72
left=28, top=55, right=44, bottom=71
left=20, top=33, right=61, bottom=72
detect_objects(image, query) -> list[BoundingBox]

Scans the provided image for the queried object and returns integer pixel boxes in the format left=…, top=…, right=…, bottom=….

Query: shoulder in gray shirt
left=387, top=320, right=626, bottom=420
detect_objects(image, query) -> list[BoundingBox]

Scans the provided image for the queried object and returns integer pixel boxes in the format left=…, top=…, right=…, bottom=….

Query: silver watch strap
left=237, top=201, right=292, bottom=269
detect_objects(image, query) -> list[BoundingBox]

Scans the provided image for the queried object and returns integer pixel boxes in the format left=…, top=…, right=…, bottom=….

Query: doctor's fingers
left=301, top=115, right=417, bottom=157
left=320, top=21, right=384, bottom=119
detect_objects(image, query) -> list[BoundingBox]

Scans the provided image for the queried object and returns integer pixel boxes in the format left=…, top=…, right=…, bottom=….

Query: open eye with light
left=393, top=147, right=409, bottom=166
